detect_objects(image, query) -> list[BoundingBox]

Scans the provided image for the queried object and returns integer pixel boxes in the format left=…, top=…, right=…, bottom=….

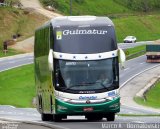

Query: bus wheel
left=106, top=113, right=115, bottom=121
left=41, top=113, right=53, bottom=121
left=53, top=114, right=62, bottom=122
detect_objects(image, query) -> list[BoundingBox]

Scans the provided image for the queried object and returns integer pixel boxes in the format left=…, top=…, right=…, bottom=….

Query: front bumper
left=55, top=97, right=120, bottom=115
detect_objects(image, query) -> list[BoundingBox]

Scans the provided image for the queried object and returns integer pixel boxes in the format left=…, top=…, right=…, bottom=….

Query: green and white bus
left=34, top=16, right=125, bottom=122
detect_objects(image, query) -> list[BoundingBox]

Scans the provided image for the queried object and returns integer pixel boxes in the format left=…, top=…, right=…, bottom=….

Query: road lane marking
left=121, top=104, right=160, bottom=114
left=140, top=62, right=145, bottom=65
left=120, top=64, right=160, bottom=89
left=0, top=62, right=33, bottom=73
left=132, top=121, right=145, bottom=123
left=28, top=58, right=33, bottom=60
left=124, top=68, right=130, bottom=71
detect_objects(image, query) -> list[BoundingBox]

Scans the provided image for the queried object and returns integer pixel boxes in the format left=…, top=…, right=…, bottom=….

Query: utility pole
left=70, top=0, right=72, bottom=15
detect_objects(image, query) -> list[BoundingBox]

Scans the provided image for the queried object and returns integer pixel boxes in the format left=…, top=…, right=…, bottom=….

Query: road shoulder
left=120, top=65, right=160, bottom=114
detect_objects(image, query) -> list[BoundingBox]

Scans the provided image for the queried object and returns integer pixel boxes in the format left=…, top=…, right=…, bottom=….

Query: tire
left=41, top=113, right=53, bottom=121
left=53, top=114, right=62, bottom=122
left=106, top=113, right=115, bottom=121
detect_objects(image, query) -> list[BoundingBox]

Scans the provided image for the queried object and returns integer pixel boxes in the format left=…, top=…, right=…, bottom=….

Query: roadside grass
left=0, top=64, right=35, bottom=108
left=134, top=82, right=160, bottom=109
left=0, top=7, right=48, bottom=52
left=0, top=48, right=22, bottom=57
left=114, top=14, right=160, bottom=42
left=40, top=0, right=132, bottom=16
left=124, top=45, right=146, bottom=60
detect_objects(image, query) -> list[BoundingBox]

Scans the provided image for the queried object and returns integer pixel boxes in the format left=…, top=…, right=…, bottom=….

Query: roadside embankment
left=8, top=0, right=62, bottom=53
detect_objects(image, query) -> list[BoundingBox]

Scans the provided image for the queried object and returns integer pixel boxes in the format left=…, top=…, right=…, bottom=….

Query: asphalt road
left=118, top=41, right=153, bottom=49
left=0, top=42, right=153, bottom=72
left=0, top=42, right=160, bottom=129
left=0, top=121, right=52, bottom=129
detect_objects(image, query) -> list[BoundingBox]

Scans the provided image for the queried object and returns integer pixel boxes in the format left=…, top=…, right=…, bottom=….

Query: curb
left=136, top=76, right=160, bottom=98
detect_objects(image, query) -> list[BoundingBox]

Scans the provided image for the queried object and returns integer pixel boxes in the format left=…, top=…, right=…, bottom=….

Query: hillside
left=40, top=0, right=160, bottom=42
left=40, top=0, right=133, bottom=16
left=40, top=0, right=160, bottom=15
left=0, top=7, right=48, bottom=49
left=113, top=14, right=160, bottom=42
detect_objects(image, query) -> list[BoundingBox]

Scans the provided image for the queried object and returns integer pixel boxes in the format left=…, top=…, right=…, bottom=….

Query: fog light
left=57, top=105, right=67, bottom=110
left=109, top=103, right=119, bottom=108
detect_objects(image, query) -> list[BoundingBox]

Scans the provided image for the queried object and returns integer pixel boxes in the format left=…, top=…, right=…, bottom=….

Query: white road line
left=0, top=62, right=33, bottom=73
left=124, top=68, right=130, bottom=71
left=132, top=121, right=145, bottom=123
left=120, top=64, right=160, bottom=89
left=140, top=62, right=146, bottom=65
left=7, top=105, right=16, bottom=108
left=28, top=58, right=33, bottom=60
left=122, top=104, right=160, bottom=114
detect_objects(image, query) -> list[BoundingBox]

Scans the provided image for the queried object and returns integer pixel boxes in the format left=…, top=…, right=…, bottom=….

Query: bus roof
left=51, top=16, right=114, bottom=27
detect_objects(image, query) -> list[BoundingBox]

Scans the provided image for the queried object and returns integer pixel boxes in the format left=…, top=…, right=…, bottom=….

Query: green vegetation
left=113, top=15, right=160, bottom=42
left=0, top=64, right=35, bottom=107
left=40, top=0, right=160, bottom=42
left=40, top=0, right=132, bottom=15
left=134, top=82, right=160, bottom=108
left=0, top=7, right=48, bottom=50
left=41, top=0, right=160, bottom=15
left=114, top=0, right=160, bottom=12
left=125, top=45, right=146, bottom=60
left=0, top=48, right=22, bottom=57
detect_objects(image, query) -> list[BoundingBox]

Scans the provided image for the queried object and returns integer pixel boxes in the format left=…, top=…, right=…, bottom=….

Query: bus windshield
left=54, top=57, right=119, bottom=93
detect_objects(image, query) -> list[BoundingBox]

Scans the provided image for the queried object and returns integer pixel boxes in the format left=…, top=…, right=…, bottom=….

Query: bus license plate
left=83, top=107, right=93, bottom=112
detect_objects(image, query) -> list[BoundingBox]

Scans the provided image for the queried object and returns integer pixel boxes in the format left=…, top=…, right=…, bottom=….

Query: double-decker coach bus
left=34, top=16, right=125, bottom=122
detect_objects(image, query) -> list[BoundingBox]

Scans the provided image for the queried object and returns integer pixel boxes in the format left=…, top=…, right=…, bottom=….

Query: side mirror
left=48, top=49, right=54, bottom=71
left=118, top=48, right=126, bottom=69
